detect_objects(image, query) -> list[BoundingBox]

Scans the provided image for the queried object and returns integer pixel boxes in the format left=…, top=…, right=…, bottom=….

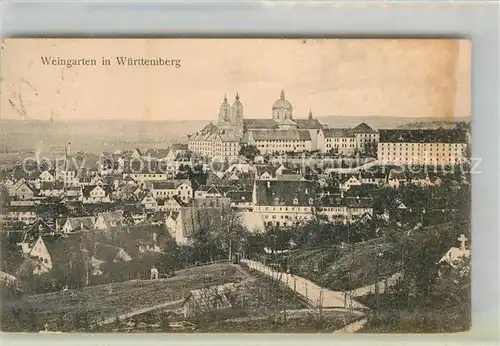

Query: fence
left=241, top=259, right=367, bottom=310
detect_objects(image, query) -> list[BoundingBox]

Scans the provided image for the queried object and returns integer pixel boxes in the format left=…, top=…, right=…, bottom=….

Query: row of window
left=379, top=143, right=465, bottom=147
left=380, top=153, right=462, bottom=158
left=325, top=144, right=356, bottom=148
left=255, top=206, right=313, bottom=212
left=325, top=138, right=356, bottom=142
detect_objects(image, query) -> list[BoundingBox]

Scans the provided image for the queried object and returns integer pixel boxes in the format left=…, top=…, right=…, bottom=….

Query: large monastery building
left=188, top=90, right=331, bottom=158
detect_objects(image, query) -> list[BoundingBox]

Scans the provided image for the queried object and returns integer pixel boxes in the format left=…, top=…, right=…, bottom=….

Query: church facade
left=187, top=90, right=379, bottom=159
left=188, top=90, right=329, bottom=158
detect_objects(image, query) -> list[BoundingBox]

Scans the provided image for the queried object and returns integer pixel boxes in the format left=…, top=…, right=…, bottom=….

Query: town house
left=82, top=185, right=112, bottom=204
left=60, top=216, right=96, bottom=233
left=94, top=211, right=126, bottom=230
left=151, top=180, right=192, bottom=202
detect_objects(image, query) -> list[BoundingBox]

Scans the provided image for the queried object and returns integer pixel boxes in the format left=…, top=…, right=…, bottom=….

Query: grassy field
left=359, top=308, right=470, bottom=333
left=284, top=237, right=400, bottom=291
left=90, top=271, right=312, bottom=333
left=194, top=310, right=361, bottom=333
left=2, top=263, right=244, bottom=331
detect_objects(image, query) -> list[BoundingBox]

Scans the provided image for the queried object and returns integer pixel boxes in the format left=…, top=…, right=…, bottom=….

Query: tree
left=239, top=145, right=260, bottom=161
left=364, top=139, right=377, bottom=158
left=215, top=206, right=246, bottom=262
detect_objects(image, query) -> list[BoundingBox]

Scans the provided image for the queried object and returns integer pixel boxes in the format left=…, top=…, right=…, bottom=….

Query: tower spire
left=224, top=94, right=227, bottom=102
left=280, top=89, right=285, bottom=100
left=309, top=109, right=313, bottom=120
left=235, top=92, right=240, bottom=100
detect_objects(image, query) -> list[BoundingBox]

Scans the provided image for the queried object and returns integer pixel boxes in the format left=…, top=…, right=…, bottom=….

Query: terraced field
left=3, top=264, right=244, bottom=330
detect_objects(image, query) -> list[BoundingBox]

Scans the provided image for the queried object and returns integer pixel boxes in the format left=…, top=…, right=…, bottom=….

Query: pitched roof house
left=94, top=211, right=126, bottom=230
left=91, top=242, right=132, bottom=275
left=23, top=234, right=88, bottom=275
left=61, top=217, right=96, bottom=233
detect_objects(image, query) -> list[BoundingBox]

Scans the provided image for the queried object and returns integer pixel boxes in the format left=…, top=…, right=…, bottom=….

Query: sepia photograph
left=0, top=38, right=471, bottom=333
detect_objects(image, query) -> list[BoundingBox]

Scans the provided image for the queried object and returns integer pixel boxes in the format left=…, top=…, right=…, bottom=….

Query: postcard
left=0, top=38, right=471, bottom=333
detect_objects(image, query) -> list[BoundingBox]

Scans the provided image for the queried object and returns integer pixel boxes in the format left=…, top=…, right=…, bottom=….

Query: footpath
left=99, top=299, right=184, bottom=325
left=241, top=259, right=366, bottom=310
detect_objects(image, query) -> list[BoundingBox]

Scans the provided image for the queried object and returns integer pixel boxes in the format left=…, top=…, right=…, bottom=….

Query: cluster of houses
left=0, top=137, right=461, bottom=284
left=13, top=215, right=168, bottom=280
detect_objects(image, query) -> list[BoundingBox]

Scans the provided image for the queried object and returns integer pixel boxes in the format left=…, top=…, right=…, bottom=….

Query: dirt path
left=99, top=299, right=184, bottom=325
left=241, top=259, right=366, bottom=310
left=351, top=272, right=403, bottom=297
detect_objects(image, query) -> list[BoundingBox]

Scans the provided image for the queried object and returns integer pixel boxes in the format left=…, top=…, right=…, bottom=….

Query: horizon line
left=0, top=115, right=472, bottom=122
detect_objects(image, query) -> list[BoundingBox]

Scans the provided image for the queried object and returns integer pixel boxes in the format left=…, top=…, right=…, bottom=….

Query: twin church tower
left=217, top=89, right=296, bottom=129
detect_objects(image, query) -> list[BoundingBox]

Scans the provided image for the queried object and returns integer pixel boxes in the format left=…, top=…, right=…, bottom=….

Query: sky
left=1, top=38, right=470, bottom=121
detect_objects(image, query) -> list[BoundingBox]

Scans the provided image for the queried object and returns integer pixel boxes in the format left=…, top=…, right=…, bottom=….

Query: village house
left=18, top=234, right=87, bottom=277
left=151, top=180, right=192, bottom=202
left=188, top=197, right=231, bottom=209
left=91, top=242, right=132, bottom=275
left=255, top=166, right=277, bottom=180
left=39, top=170, right=55, bottom=183
left=194, top=185, right=234, bottom=199
left=157, top=196, right=185, bottom=212
left=82, top=185, right=112, bottom=204
left=318, top=196, right=374, bottom=223
left=169, top=207, right=224, bottom=245
left=117, top=224, right=165, bottom=255
left=169, top=143, right=189, bottom=157
left=122, top=159, right=168, bottom=182
left=121, top=204, right=147, bottom=224
left=165, top=212, right=180, bottom=235
left=143, top=149, right=170, bottom=161
left=252, top=180, right=319, bottom=228
left=225, top=162, right=255, bottom=175
left=220, top=169, right=241, bottom=182
left=5, top=205, right=37, bottom=225
left=16, top=257, right=49, bottom=278
left=60, top=216, right=96, bottom=233
left=9, top=180, right=36, bottom=200
left=38, top=181, right=58, bottom=198
left=63, top=185, right=83, bottom=202
left=150, top=211, right=167, bottom=226
left=340, top=175, right=362, bottom=191
left=388, top=169, right=409, bottom=188
left=94, top=211, right=126, bottom=230
left=358, top=169, right=387, bottom=186
left=17, top=219, right=55, bottom=256
left=10, top=163, right=41, bottom=188
left=140, top=194, right=159, bottom=211
left=225, top=191, right=253, bottom=210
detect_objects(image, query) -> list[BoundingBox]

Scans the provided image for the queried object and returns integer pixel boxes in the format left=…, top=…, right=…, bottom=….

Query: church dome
left=272, top=90, right=292, bottom=111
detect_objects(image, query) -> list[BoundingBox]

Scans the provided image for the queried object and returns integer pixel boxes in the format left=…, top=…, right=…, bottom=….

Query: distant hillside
left=0, top=119, right=207, bottom=154
left=317, top=115, right=471, bottom=130
left=395, top=120, right=471, bottom=130
left=0, top=115, right=471, bottom=154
